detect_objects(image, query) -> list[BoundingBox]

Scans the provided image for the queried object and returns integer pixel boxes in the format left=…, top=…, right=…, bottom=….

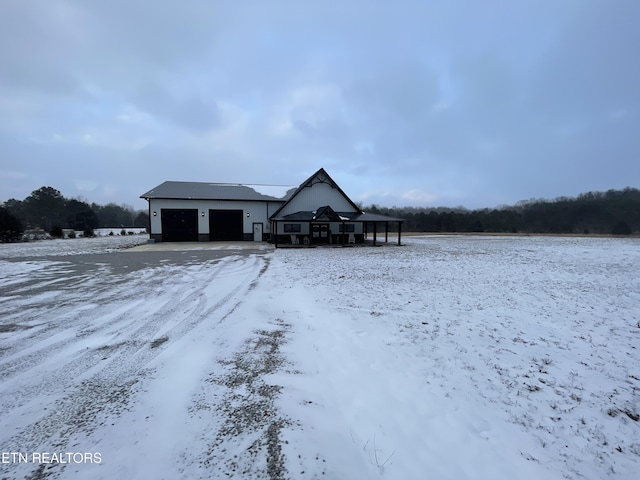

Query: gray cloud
left=1, top=0, right=638, bottom=210
left=132, top=81, right=220, bottom=132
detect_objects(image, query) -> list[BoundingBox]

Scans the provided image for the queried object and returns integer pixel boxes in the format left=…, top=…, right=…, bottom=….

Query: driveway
left=0, top=240, right=282, bottom=479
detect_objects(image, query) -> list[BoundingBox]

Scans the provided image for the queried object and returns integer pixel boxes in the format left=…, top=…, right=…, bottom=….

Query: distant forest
left=0, top=186, right=148, bottom=241
left=1, top=185, right=639, bottom=242
left=365, top=187, right=640, bottom=235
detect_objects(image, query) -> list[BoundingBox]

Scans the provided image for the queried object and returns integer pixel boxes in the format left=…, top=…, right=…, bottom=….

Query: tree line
left=1, top=186, right=149, bottom=242
left=2, top=185, right=638, bottom=242
left=365, top=187, right=639, bottom=235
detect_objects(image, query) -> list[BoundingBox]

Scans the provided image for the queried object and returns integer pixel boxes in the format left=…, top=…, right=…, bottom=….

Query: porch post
left=373, top=222, right=377, bottom=246
left=398, top=222, right=402, bottom=246
left=274, top=221, right=278, bottom=248
left=341, top=221, right=345, bottom=245
left=385, top=221, right=389, bottom=243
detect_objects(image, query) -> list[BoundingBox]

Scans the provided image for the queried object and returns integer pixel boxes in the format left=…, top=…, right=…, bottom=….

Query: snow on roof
left=242, top=184, right=297, bottom=199
left=140, top=181, right=293, bottom=201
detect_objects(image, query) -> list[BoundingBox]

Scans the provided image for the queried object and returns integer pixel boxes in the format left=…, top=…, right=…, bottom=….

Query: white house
left=140, top=168, right=404, bottom=246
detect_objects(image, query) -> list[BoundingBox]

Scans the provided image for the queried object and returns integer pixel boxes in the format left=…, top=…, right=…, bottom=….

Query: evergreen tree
left=22, top=187, right=65, bottom=230
left=134, top=211, right=150, bottom=229
left=0, top=207, right=24, bottom=242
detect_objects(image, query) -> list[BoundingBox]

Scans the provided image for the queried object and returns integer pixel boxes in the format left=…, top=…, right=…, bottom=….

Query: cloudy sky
left=1, top=0, right=638, bottom=210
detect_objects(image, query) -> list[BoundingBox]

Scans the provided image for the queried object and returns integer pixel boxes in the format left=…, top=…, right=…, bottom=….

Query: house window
left=339, top=224, right=355, bottom=232
left=284, top=224, right=301, bottom=233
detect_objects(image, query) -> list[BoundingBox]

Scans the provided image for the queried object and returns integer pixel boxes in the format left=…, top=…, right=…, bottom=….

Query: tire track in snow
left=0, top=254, right=253, bottom=379
left=82, top=256, right=261, bottom=384
left=199, top=318, right=292, bottom=480
left=0, top=252, right=267, bottom=480
left=0, top=270, right=167, bottom=385
left=0, top=256, right=253, bottom=407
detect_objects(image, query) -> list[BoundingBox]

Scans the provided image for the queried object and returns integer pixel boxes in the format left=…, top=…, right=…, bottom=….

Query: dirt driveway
left=0, top=240, right=289, bottom=480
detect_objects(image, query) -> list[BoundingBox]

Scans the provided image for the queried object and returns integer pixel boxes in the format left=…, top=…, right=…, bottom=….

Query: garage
left=141, top=168, right=404, bottom=244
left=161, top=209, right=198, bottom=242
left=209, top=209, right=243, bottom=241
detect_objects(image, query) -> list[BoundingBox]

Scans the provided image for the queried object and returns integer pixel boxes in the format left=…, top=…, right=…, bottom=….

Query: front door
left=311, top=223, right=330, bottom=244
left=253, top=222, right=263, bottom=241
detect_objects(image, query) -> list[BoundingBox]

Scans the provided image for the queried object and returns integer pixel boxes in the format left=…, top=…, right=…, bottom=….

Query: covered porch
left=270, top=206, right=404, bottom=248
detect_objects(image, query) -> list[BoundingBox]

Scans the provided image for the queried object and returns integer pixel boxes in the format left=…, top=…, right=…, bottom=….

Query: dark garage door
left=209, top=209, right=243, bottom=241
left=161, top=209, right=198, bottom=242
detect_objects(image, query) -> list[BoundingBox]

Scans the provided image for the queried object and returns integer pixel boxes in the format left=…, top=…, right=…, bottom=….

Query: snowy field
left=0, top=234, right=149, bottom=258
left=0, top=235, right=639, bottom=479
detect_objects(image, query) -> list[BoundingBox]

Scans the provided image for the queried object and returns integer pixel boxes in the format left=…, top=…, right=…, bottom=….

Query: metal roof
left=140, top=181, right=286, bottom=202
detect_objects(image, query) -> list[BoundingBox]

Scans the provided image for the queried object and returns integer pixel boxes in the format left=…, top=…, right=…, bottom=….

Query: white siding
left=148, top=199, right=283, bottom=235
left=278, top=182, right=357, bottom=216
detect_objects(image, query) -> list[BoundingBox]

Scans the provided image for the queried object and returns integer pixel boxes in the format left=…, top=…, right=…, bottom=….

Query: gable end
left=270, top=168, right=362, bottom=218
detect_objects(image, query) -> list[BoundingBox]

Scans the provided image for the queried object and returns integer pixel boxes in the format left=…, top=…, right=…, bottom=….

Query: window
left=339, top=223, right=355, bottom=232
left=284, top=224, right=301, bottom=233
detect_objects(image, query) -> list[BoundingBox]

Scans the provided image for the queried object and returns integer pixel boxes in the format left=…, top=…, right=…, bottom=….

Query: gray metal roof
left=140, top=181, right=287, bottom=202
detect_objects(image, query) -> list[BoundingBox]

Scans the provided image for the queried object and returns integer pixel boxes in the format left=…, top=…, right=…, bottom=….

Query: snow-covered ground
left=0, top=235, right=638, bottom=479
left=0, top=234, right=149, bottom=258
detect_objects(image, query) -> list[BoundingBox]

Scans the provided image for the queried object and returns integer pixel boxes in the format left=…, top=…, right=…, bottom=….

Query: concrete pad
left=126, top=241, right=274, bottom=252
